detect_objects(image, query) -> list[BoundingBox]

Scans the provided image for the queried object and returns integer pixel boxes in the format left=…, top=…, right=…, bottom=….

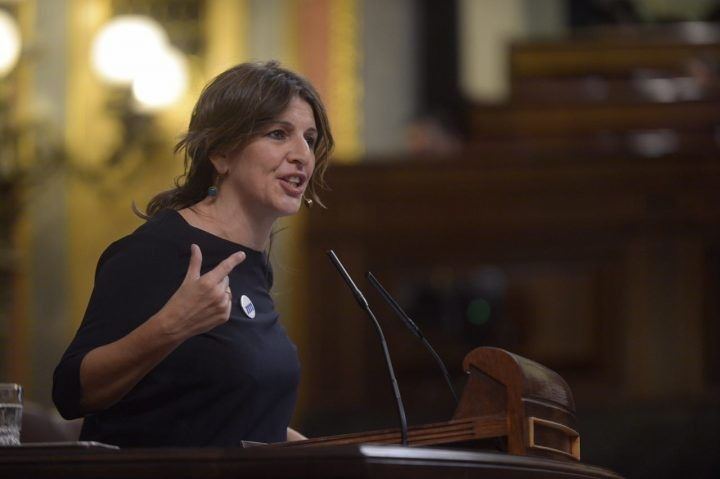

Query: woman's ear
left=209, top=153, right=229, bottom=176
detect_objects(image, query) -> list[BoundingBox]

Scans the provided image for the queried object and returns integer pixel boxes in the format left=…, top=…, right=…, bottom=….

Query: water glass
left=0, top=383, right=23, bottom=446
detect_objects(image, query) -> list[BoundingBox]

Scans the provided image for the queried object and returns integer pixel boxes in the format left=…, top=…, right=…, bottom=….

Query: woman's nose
left=289, top=135, right=314, bottom=165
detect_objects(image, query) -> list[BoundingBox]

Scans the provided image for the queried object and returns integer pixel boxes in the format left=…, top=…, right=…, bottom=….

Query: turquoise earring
left=208, top=169, right=227, bottom=197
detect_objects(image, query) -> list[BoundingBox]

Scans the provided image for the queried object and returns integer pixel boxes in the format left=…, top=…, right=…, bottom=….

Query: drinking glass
left=0, top=383, right=23, bottom=446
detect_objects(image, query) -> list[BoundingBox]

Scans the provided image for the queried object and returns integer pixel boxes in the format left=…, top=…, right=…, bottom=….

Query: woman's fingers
left=223, top=276, right=231, bottom=298
left=204, top=251, right=246, bottom=284
left=184, top=244, right=203, bottom=282
left=183, top=246, right=245, bottom=287
left=170, top=248, right=246, bottom=334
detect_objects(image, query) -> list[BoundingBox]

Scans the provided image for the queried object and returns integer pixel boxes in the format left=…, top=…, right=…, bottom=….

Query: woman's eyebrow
left=271, top=120, right=318, bottom=134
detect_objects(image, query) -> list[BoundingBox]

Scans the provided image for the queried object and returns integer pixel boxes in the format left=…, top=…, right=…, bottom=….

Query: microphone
left=326, top=250, right=409, bottom=446
left=367, top=271, right=459, bottom=405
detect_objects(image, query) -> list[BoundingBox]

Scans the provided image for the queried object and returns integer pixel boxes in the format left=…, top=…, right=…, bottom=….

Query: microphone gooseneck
left=366, top=271, right=459, bottom=405
left=326, top=250, right=409, bottom=446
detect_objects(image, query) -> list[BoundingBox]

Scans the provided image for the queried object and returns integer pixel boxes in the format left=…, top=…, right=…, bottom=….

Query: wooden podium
left=0, top=444, right=621, bottom=479
left=276, top=347, right=582, bottom=462
left=0, top=348, right=623, bottom=478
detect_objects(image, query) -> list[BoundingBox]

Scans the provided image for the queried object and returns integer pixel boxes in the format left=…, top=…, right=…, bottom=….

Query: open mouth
left=279, top=174, right=307, bottom=196
left=282, top=175, right=305, bottom=187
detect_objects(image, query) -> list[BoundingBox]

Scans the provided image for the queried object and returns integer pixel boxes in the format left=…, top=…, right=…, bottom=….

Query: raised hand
left=75, top=244, right=247, bottom=413
left=161, top=244, right=246, bottom=340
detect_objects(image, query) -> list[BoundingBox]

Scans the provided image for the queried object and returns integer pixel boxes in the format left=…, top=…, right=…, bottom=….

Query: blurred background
left=1, top=0, right=719, bottom=477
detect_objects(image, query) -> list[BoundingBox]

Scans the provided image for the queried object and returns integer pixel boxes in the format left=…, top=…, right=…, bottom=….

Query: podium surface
left=1, top=443, right=622, bottom=479
left=4, top=348, right=625, bottom=477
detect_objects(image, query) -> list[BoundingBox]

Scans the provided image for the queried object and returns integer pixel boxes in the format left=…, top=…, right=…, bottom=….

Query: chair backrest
left=20, top=402, right=82, bottom=443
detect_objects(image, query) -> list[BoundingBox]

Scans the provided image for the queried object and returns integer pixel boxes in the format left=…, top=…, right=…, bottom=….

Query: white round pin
left=240, top=295, right=256, bottom=319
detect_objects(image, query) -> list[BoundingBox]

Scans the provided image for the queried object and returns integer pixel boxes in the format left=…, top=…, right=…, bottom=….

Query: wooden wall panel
left=297, top=154, right=720, bottom=436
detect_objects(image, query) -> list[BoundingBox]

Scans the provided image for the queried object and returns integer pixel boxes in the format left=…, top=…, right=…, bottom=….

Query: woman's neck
left=180, top=197, right=274, bottom=251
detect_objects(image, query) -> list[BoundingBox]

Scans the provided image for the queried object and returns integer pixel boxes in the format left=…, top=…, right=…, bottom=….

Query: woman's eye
left=305, top=136, right=317, bottom=148
left=268, top=129, right=287, bottom=140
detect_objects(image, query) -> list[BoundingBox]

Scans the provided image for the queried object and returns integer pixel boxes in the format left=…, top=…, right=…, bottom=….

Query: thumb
left=184, top=244, right=202, bottom=281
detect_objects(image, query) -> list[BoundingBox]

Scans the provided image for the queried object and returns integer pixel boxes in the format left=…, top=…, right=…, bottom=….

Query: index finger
left=203, top=251, right=246, bottom=283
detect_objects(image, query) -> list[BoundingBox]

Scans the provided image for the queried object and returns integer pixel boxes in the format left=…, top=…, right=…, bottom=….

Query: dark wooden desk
left=1, top=444, right=623, bottom=479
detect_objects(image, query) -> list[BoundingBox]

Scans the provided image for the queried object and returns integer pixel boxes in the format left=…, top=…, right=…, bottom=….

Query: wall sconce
left=86, top=14, right=189, bottom=182
left=0, top=9, right=21, bottom=78
left=91, top=14, right=189, bottom=111
left=0, top=12, right=192, bottom=198
left=0, top=7, right=30, bottom=251
left=1, top=7, right=22, bottom=196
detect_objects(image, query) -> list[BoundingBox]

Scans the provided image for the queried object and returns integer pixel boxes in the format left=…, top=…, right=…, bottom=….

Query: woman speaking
left=53, top=61, right=334, bottom=447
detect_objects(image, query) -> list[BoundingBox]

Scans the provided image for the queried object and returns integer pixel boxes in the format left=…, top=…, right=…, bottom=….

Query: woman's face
left=218, top=96, right=318, bottom=220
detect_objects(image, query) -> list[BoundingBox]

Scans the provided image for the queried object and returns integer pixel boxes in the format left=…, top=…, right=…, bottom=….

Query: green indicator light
left=467, top=298, right=491, bottom=325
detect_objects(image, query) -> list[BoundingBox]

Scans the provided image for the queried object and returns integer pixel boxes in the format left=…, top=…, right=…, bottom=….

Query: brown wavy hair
left=139, top=61, right=334, bottom=218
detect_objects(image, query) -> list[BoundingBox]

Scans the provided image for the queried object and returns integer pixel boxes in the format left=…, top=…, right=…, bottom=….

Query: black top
left=52, top=209, right=301, bottom=447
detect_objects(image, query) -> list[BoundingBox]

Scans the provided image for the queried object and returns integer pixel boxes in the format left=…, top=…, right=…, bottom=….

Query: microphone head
left=367, top=271, right=422, bottom=339
left=327, top=250, right=369, bottom=309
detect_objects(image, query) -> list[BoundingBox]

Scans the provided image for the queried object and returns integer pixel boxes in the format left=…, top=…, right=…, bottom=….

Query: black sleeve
left=52, top=235, right=185, bottom=419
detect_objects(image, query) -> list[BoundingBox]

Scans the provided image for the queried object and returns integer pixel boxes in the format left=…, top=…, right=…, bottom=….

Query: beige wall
left=459, top=0, right=565, bottom=102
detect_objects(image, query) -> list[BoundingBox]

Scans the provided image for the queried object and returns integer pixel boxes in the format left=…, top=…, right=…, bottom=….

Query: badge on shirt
left=240, top=295, right=256, bottom=319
